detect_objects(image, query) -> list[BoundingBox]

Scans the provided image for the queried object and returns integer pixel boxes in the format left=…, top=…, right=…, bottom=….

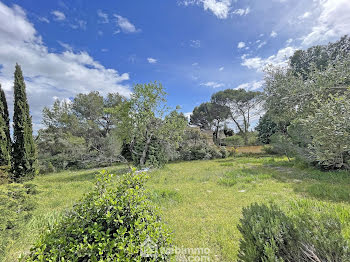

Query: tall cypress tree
left=11, top=64, right=37, bottom=181
left=0, top=84, right=11, bottom=166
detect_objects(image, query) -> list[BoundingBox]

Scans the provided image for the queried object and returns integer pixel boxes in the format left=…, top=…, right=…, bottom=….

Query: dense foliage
left=238, top=202, right=350, bottom=262
left=26, top=170, right=172, bottom=261
left=0, top=183, right=36, bottom=258
left=177, top=128, right=228, bottom=160
left=11, top=64, right=38, bottom=181
left=38, top=82, right=189, bottom=170
left=0, top=85, right=11, bottom=167
left=114, top=82, right=188, bottom=167
left=261, top=35, right=350, bottom=170
left=37, top=92, right=124, bottom=172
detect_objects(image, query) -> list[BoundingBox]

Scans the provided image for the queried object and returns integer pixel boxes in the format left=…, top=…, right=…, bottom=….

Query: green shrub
left=288, top=200, right=350, bottom=262
left=0, top=183, right=36, bottom=258
left=262, top=145, right=277, bottom=155
left=26, top=169, right=172, bottom=261
left=237, top=203, right=300, bottom=262
left=208, top=146, right=222, bottom=159
left=237, top=202, right=350, bottom=262
left=222, top=135, right=245, bottom=147
left=219, top=147, right=228, bottom=158
left=0, top=165, right=10, bottom=184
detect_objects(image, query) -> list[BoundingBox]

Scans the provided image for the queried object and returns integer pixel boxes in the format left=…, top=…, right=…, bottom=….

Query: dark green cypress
left=0, top=84, right=11, bottom=166
left=11, top=64, right=37, bottom=181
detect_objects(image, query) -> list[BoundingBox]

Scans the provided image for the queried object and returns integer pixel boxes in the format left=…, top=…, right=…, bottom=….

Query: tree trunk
left=139, top=134, right=152, bottom=167
left=244, top=133, right=248, bottom=146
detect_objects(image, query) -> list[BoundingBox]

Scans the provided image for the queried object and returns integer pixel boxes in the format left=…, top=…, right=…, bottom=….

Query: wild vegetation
left=258, top=35, right=350, bottom=170
left=0, top=36, right=349, bottom=261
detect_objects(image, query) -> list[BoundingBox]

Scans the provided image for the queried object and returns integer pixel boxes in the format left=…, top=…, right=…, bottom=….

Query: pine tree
left=11, top=64, right=37, bottom=181
left=0, top=84, right=11, bottom=166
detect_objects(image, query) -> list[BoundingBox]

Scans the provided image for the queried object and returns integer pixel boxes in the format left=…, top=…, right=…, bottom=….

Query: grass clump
left=0, top=183, right=37, bottom=258
left=25, top=169, right=172, bottom=261
left=219, top=168, right=272, bottom=187
left=238, top=201, right=350, bottom=262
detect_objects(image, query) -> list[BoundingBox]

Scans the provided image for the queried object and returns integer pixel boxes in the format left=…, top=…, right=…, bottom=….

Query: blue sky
left=0, top=0, right=349, bottom=131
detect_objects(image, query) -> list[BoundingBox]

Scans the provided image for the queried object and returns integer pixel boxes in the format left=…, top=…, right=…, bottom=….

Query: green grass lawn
left=2, top=155, right=350, bottom=261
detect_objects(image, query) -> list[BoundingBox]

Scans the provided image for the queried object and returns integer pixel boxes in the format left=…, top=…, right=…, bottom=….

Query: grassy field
left=1, top=155, right=350, bottom=261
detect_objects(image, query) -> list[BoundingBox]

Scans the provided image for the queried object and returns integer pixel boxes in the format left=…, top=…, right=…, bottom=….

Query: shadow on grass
left=266, top=163, right=350, bottom=203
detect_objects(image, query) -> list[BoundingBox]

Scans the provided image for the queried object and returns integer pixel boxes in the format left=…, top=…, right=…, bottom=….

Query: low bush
left=237, top=203, right=300, bottom=262
left=0, top=165, right=10, bottom=184
left=26, top=169, right=172, bottom=261
left=262, top=145, right=277, bottom=155
left=238, top=202, right=350, bottom=262
left=288, top=200, right=350, bottom=262
left=222, top=135, right=245, bottom=147
left=178, top=144, right=227, bottom=161
left=0, top=183, right=36, bottom=258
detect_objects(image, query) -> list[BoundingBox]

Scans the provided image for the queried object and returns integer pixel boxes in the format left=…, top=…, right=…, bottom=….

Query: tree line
left=0, top=64, right=37, bottom=182
left=37, top=81, right=229, bottom=174
left=257, top=35, right=350, bottom=170
left=2, top=35, right=349, bottom=180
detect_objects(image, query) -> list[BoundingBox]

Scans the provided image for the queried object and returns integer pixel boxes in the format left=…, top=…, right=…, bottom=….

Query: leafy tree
left=290, top=35, right=350, bottom=79
left=190, top=102, right=230, bottom=144
left=38, top=92, right=124, bottom=171
left=11, top=64, right=37, bottom=181
left=0, top=85, right=11, bottom=166
left=264, top=36, right=350, bottom=169
left=211, top=89, right=262, bottom=145
left=117, top=82, right=186, bottom=167
left=255, top=113, right=277, bottom=144
left=298, top=94, right=350, bottom=169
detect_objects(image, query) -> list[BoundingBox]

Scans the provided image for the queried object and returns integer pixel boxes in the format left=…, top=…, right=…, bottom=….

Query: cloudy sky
left=0, top=0, right=349, bottom=131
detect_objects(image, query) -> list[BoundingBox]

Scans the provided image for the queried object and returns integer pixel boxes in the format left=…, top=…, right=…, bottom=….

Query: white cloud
left=114, top=14, right=140, bottom=33
left=180, top=0, right=233, bottom=19
left=97, top=10, right=109, bottom=23
left=190, top=40, right=201, bottom=48
left=298, top=11, right=311, bottom=20
left=219, top=66, right=224, bottom=71
left=200, top=81, right=224, bottom=88
left=232, top=7, right=250, bottom=16
left=0, top=2, right=130, bottom=131
left=270, top=31, right=278, bottom=38
left=286, top=38, right=293, bottom=45
left=51, top=10, right=65, bottom=21
left=257, top=41, right=267, bottom=49
left=236, top=80, right=264, bottom=91
left=237, top=41, right=246, bottom=48
left=38, top=17, right=49, bottom=23
left=192, top=62, right=199, bottom=66
left=241, top=46, right=296, bottom=71
left=58, top=41, right=72, bottom=51
left=70, top=19, right=87, bottom=30
left=301, top=0, right=350, bottom=46
left=147, top=57, right=157, bottom=64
